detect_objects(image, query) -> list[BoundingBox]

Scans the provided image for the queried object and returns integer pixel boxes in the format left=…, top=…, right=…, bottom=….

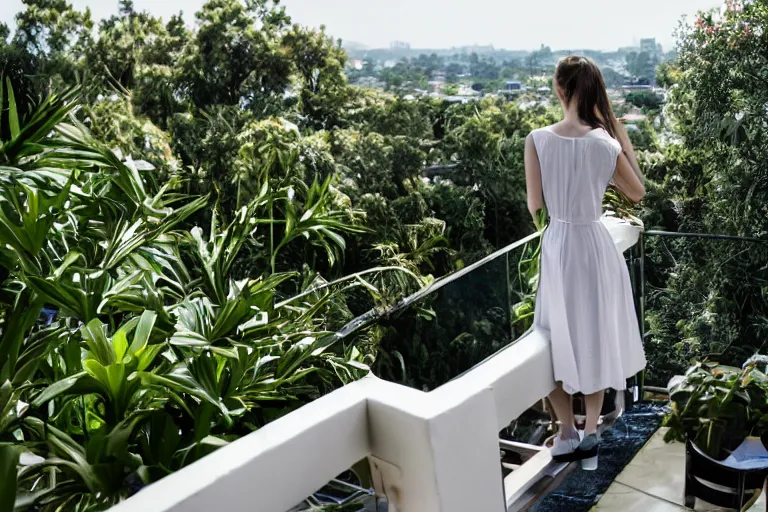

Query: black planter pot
left=684, top=439, right=768, bottom=510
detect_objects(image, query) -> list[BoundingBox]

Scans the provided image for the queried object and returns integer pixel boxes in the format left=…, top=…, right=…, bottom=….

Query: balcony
left=104, top=213, right=655, bottom=512
left=109, top=217, right=768, bottom=511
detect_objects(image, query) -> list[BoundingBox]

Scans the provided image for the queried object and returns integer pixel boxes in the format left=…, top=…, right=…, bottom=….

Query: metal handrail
left=644, top=230, right=768, bottom=243
left=634, top=229, right=768, bottom=397
left=335, top=230, right=542, bottom=339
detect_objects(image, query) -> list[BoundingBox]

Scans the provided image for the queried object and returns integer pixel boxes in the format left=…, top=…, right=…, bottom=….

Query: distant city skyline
left=1, top=0, right=721, bottom=52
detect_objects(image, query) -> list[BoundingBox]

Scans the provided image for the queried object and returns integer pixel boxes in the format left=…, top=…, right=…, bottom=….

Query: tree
left=601, top=67, right=628, bottom=88
left=176, top=0, right=292, bottom=109
left=85, top=1, right=185, bottom=93
left=625, top=50, right=656, bottom=82
left=526, top=44, right=553, bottom=76
left=12, top=0, right=93, bottom=83
left=655, top=61, right=682, bottom=89
left=626, top=91, right=663, bottom=110
left=282, top=25, right=350, bottom=130
left=469, top=52, right=499, bottom=80
left=0, top=77, right=416, bottom=510
left=641, top=0, right=768, bottom=383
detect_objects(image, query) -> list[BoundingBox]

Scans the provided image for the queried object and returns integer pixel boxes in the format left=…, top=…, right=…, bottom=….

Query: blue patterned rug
left=528, top=402, right=667, bottom=512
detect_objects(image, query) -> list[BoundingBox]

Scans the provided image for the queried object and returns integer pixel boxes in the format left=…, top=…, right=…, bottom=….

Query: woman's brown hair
left=554, top=56, right=617, bottom=138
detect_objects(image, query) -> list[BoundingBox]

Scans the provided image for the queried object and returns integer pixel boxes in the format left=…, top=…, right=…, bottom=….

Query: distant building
left=627, top=39, right=661, bottom=84
left=352, top=77, right=386, bottom=90
left=640, top=38, right=657, bottom=55
left=457, top=85, right=481, bottom=97
left=622, top=113, right=648, bottom=123
left=442, top=96, right=479, bottom=104
left=621, top=84, right=655, bottom=94
left=390, top=41, right=411, bottom=50
left=348, top=59, right=364, bottom=71
left=497, top=81, right=525, bottom=98
left=455, top=45, right=495, bottom=54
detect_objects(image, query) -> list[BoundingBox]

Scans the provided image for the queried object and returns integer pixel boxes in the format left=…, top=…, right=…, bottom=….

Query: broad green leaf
left=32, top=372, right=105, bottom=408
left=0, top=290, right=43, bottom=383
left=105, top=410, right=152, bottom=457
left=83, top=360, right=113, bottom=397
left=27, top=276, right=88, bottom=320
left=6, top=77, right=19, bottom=139
left=136, top=369, right=230, bottom=420
left=136, top=344, right=165, bottom=372
left=131, top=310, right=158, bottom=354
left=53, top=250, right=84, bottom=279
left=170, top=329, right=210, bottom=347
left=0, top=444, right=19, bottom=511
left=81, top=319, right=114, bottom=366
left=113, top=330, right=129, bottom=363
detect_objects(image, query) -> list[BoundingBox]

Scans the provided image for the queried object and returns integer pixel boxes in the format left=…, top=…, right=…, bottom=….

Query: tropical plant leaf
left=32, top=372, right=106, bottom=408
left=0, top=444, right=19, bottom=512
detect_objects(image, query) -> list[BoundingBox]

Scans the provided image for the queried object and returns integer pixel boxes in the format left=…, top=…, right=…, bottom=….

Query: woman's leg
left=548, top=384, right=577, bottom=439
left=584, top=389, right=605, bottom=435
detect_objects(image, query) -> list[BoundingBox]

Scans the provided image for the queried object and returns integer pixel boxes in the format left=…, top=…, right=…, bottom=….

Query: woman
left=524, top=56, right=647, bottom=470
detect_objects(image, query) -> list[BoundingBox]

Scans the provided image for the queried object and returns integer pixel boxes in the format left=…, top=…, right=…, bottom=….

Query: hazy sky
left=1, top=0, right=721, bottom=52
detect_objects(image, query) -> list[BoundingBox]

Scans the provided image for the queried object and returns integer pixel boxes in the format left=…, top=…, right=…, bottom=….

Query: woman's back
left=524, top=55, right=646, bottom=469
left=530, top=125, right=621, bottom=224
left=530, top=123, right=645, bottom=397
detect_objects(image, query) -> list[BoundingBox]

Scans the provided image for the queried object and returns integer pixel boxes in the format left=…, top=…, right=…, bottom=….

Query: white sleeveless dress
left=531, top=125, right=646, bottom=395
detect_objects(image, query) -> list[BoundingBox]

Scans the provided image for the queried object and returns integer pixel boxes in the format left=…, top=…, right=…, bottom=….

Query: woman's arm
left=613, top=153, right=645, bottom=203
left=524, top=133, right=545, bottom=227
left=614, top=119, right=644, bottom=181
left=611, top=119, right=645, bottom=203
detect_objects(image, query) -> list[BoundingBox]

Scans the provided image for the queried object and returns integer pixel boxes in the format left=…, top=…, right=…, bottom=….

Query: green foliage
left=442, top=84, right=460, bottom=96
left=625, top=50, right=658, bottom=82
left=0, top=81, right=414, bottom=509
left=625, top=119, right=660, bottom=151
left=0, top=0, right=669, bottom=505
left=625, top=91, right=663, bottom=110
left=641, top=0, right=768, bottom=384
left=664, top=355, right=768, bottom=460
left=655, top=61, right=682, bottom=88
left=176, top=0, right=291, bottom=109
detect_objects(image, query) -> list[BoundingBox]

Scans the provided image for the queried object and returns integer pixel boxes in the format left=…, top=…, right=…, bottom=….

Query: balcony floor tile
left=593, top=427, right=767, bottom=511
left=593, top=482, right=685, bottom=511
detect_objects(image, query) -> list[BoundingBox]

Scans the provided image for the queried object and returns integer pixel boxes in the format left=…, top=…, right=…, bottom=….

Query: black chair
left=684, top=439, right=768, bottom=510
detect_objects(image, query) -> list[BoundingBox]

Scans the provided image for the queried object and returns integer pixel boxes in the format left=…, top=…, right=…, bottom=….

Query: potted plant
left=664, top=354, right=768, bottom=509
left=665, top=355, right=768, bottom=458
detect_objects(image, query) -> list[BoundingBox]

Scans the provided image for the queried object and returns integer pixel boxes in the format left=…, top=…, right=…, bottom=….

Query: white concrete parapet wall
left=111, top=217, right=642, bottom=512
